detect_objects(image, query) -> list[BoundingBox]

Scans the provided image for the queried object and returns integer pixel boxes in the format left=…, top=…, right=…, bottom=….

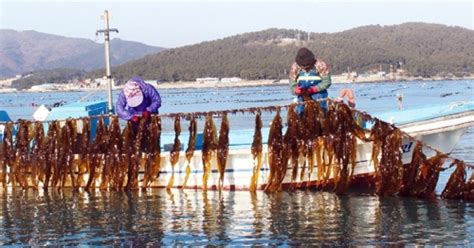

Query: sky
left=0, top=0, right=473, bottom=48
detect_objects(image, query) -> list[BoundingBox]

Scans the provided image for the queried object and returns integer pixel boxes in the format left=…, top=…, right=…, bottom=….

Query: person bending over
left=116, top=76, right=162, bottom=122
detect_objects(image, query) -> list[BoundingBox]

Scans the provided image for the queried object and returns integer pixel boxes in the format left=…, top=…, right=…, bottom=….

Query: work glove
left=142, top=110, right=151, bottom=119
left=131, top=115, right=140, bottom=123
left=294, top=86, right=303, bottom=95
left=307, top=86, right=318, bottom=94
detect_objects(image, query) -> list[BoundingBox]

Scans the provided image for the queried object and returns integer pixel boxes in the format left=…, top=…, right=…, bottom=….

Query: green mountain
left=0, top=29, right=165, bottom=77
left=106, top=22, right=473, bottom=82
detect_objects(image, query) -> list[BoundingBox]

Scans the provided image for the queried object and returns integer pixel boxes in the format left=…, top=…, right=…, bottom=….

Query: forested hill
left=106, top=22, right=473, bottom=82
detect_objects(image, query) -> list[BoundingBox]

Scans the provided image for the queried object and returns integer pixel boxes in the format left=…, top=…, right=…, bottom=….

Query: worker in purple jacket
left=116, top=76, right=162, bottom=122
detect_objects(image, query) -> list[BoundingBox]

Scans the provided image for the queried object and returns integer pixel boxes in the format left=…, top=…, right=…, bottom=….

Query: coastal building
left=0, top=75, right=20, bottom=88
left=196, top=77, right=219, bottom=83
left=0, top=79, right=13, bottom=88
left=220, top=77, right=242, bottom=83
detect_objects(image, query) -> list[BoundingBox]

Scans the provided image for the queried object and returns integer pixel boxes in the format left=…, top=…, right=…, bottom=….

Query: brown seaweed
left=119, top=121, right=134, bottom=190
left=183, top=115, right=197, bottom=188
left=0, top=100, right=472, bottom=198
left=326, top=102, right=366, bottom=194
left=283, top=105, right=300, bottom=185
left=43, top=121, right=60, bottom=190
left=76, top=118, right=90, bottom=188
left=126, top=118, right=146, bottom=191
left=441, top=160, right=466, bottom=199
left=202, top=114, right=217, bottom=190
left=13, top=120, right=31, bottom=188
left=375, top=128, right=404, bottom=196
left=368, top=120, right=393, bottom=175
left=167, top=116, right=181, bottom=190
left=0, top=122, right=12, bottom=187
left=142, top=115, right=162, bottom=189
left=301, top=100, right=326, bottom=183
left=86, top=117, right=108, bottom=190
left=264, top=108, right=288, bottom=193
left=463, top=170, right=474, bottom=200
left=217, top=113, right=229, bottom=189
left=100, top=116, right=121, bottom=190
left=30, top=121, right=45, bottom=189
left=399, top=142, right=424, bottom=196
left=410, top=152, right=447, bottom=198
left=60, top=119, right=77, bottom=190
left=249, top=111, right=263, bottom=191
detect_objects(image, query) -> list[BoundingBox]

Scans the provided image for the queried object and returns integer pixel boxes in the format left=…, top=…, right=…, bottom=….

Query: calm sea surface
left=0, top=80, right=473, bottom=246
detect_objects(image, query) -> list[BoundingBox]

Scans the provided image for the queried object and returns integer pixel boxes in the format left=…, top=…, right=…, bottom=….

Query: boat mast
left=96, top=10, right=119, bottom=113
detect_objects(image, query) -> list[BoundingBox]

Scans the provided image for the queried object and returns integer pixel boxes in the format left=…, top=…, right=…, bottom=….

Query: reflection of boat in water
left=155, top=101, right=474, bottom=190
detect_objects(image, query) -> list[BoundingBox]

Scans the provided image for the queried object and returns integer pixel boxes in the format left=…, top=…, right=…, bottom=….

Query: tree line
left=12, top=22, right=474, bottom=89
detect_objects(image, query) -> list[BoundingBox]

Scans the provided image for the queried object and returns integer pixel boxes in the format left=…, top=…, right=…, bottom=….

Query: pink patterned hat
left=124, top=80, right=143, bottom=107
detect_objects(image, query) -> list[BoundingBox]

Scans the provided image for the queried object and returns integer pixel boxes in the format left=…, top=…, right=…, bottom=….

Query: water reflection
left=1, top=189, right=472, bottom=246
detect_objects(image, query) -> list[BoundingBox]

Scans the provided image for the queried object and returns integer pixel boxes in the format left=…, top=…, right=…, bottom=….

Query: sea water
left=0, top=80, right=473, bottom=245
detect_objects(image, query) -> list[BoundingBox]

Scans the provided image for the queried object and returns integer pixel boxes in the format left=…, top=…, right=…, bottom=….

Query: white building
left=196, top=77, right=219, bottom=83
left=220, top=77, right=242, bottom=83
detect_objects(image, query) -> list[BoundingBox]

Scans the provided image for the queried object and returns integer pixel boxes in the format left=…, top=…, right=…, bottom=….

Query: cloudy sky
left=1, top=0, right=472, bottom=48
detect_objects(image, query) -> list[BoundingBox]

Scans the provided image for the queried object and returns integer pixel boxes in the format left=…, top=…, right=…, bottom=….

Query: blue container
left=45, top=101, right=110, bottom=140
left=0, top=110, right=12, bottom=141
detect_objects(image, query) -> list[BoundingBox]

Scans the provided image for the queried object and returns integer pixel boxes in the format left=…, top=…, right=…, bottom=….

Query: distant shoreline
left=0, top=76, right=473, bottom=94
left=151, top=76, right=474, bottom=90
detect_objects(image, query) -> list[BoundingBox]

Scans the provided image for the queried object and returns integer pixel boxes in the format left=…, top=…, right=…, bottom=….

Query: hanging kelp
left=463, top=170, right=474, bottom=200
left=13, top=120, right=30, bottom=188
left=327, top=102, right=367, bottom=194
left=126, top=119, right=146, bottom=191
left=313, top=136, right=326, bottom=186
left=60, top=119, right=77, bottom=189
left=410, top=152, right=447, bottom=198
left=142, top=115, right=162, bottom=189
left=43, top=121, right=60, bottom=190
left=299, top=101, right=316, bottom=181
left=302, top=100, right=327, bottom=183
left=14, top=121, right=27, bottom=188
left=399, top=142, right=425, bottom=196
left=368, top=120, right=393, bottom=175
left=86, top=117, right=108, bottom=190
left=51, top=122, right=66, bottom=188
left=1, top=100, right=474, bottom=197
left=368, top=119, right=403, bottom=196
left=264, top=108, right=288, bottom=193
left=30, top=121, right=45, bottom=190
left=249, top=111, right=263, bottom=192
left=375, top=128, right=404, bottom=196
left=319, top=103, right=338, bottom=186
left=284, top=104, right=300, bottom=185
left=167, top=116, right=181, bottom=190
left=183, top=115, right=197, bottom=188
left=217, top=113, right=230, bottom=189
left=441, top=160, right=466, bottom=199
left=202, top=114, right=217, bottom=190
left=100, top=116, right=121, bottom=190
left=76, top=118, right=90, bottom=188
left=119, top=121, right=134, bottom=190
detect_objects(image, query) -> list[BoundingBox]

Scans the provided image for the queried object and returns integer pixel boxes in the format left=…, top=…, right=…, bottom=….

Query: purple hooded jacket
left=116, top=76, right=162, bottom=120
